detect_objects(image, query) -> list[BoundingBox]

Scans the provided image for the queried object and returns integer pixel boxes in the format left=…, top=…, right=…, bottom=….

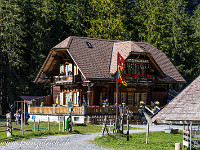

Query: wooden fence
left=0, top=113, right=12, bottom=137
left=183, top=125, right=200, bottom=148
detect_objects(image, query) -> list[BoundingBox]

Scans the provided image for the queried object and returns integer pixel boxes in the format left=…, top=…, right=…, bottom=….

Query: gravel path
left=0, top=125, right=183, bottom=150
left=0, top=133, right=111, bottom=150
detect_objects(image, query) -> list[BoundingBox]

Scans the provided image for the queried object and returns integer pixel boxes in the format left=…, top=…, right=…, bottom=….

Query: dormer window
left=86, top=42, right=92, bottom=48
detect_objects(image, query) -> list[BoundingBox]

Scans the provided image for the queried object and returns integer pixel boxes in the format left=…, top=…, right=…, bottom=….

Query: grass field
left=0, top=120, right=141, bottom=143
left=94, top=131, right=200, bottom=150
left=0, top=121, right=102, bottom=143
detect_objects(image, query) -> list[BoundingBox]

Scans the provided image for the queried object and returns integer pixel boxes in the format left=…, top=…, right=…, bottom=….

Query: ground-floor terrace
left=28, top=105, right=141, bottom=124
left=28, top=83, right=169, bottom=124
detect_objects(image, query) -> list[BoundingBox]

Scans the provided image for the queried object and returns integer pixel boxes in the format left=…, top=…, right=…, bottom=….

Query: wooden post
left=115, top=52, right=119, bottom=133
left=21, top=113, right=23, bottom=135
left=175, top=143, right=182, bottom=150
left=34, top=118, right=36, bottom=133
left=6, top=113, right=12, bottom=138
left=113, top=120, right=115, bottom=133
left=109, top=120, right=111, bottom=134
left=146, top=122, right=149, bottom=144
left=190, top=122, right=192, bottom=150
left=38, top=120, right=40, bottom=131
left=63, top=116, right=65, bottom=132
left=24, top=101, right=25, bottom=124
left=28, top=104, right=30, bottom=114
left=127, top=114, right=129, bottom=141
left=59, top=116, right=61, bottom=131
left=48, top=117, right=50, bottom=131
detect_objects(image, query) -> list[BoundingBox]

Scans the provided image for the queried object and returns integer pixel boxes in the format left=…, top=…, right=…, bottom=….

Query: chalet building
left=32, top=36, right=185, bottom=123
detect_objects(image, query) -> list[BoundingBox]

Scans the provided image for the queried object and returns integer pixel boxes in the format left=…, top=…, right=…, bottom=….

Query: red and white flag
left=118, top=52, right=126, bottom=72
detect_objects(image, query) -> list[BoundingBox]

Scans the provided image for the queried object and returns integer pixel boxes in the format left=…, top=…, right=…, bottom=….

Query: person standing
left=14, top=111, right=20, bottom=125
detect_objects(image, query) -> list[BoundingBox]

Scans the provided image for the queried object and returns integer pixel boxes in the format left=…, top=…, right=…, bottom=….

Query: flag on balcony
left=118, top=67, right=127, bottom=86
left=118, top=52, right=126, bottom=72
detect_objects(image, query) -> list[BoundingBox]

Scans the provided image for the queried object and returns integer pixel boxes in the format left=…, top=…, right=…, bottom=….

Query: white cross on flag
left=118, top=52, right=126, bottom=72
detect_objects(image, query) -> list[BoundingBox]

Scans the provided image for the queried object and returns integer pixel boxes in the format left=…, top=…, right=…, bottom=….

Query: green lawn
left=0, top=120, right=143, bottom=144
left=0, top=121, right=101, bottom=143
left=94, top=131, right=200, bottom=150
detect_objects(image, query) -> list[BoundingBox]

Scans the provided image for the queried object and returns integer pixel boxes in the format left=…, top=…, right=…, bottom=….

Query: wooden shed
left=152, top=75, right=200, bottom=149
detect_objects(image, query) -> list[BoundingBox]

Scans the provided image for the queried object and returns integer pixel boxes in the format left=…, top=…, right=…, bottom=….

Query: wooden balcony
left=29, top=106, right=141, bottom=115
left=30, top=106, right=83, bottom=114
left=53, top=75, right=73, bottom=84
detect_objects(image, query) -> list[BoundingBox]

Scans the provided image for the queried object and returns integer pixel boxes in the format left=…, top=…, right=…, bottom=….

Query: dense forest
left=0, top=0, right=199, bottom=114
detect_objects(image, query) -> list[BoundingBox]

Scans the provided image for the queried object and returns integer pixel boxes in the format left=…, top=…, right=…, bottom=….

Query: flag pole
left=115, top=52, right=119, bottom=133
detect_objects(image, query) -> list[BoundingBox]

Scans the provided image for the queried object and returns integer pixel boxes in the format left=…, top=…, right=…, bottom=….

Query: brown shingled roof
left=152, top=75, right=200, bottom=124
left=67, top=37, right=119, bottom=79
left=35, top=36, right=185, bottom=83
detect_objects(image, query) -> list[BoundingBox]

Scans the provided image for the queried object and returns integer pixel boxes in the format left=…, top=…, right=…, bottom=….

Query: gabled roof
left=34, top=36, right=185, bottom=83
left=152, top=75, right=200, bottom=124
left=110, top=41, right=185, bottom=83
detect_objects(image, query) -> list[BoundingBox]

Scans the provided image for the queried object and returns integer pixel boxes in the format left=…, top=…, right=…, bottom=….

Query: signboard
left=126, top=59, right=149, bottom=63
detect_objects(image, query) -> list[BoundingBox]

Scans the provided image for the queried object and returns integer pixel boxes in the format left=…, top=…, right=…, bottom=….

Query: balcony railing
left=53, top=75, right=73, bottom=84
left=29, top=106, right=141, bottom=115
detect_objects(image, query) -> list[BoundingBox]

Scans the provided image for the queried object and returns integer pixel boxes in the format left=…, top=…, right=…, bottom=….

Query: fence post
left=34, top=118, right=36, bottom=133
left=63, top=116, right=65, bottom=132
left=109, top=120, right=111, bottom=134
left=175, top=143, right=182, bottom=150
left=146, top=122, right=149, bottom=144
left=6, top=112, right=12, bottom=138
left=59, top=116, right=61, bottom=131
left=82, top=105, right=87, bottom=115
left=38, top=120, right=40, bottom=131
left=127, top=114, right=129, bottom=141
left=53, top=104, right=56, bottom=114
left=21, top=113, right=23, bottom=135
left=28, top=104, right=30, bottom=114
left=48, top=117, right=50, bottom=131
left=40, top=105, right=43, bottom=113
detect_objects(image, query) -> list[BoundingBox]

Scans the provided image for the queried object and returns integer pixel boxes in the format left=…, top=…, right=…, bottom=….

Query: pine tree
left=166, top=0, right=198, bottom=84
left=133, top=0, right=169, bottom=51
left=86, top=0, right=127, bottom=40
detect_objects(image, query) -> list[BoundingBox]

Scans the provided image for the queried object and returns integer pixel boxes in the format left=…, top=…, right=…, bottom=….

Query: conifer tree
left=86, top=0, right=127, bottom=40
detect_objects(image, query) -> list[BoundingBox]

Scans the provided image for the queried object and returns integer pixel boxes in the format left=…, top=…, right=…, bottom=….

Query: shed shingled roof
left=152, top=75, right=200, bottom=124
left=34, top=36, right=185, bottom=83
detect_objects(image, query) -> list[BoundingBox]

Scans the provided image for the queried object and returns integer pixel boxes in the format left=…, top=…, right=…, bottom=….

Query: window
left=60, top=92, right=64, bottom=105
left=65, top=93, right=69, bottom=104
left=69, top=92, right=72, bottom=102
left=68, top=64, right=72, bottom=76
left=73, top=92, right=79, bottom=105
left=74, top=65, right=78, bottom=75
left=141, top=93, right=147, bottom=104
left=121, top=93, right=126, bottom=104
left=135, top=93, right=140, bottom=106
left=128, top=93, right=133, bottom=105
left=60, top=64, right=64, bottom=74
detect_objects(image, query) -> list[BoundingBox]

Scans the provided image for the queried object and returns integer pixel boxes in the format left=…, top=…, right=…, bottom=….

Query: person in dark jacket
left=25, top=112, right=30, bottom=125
